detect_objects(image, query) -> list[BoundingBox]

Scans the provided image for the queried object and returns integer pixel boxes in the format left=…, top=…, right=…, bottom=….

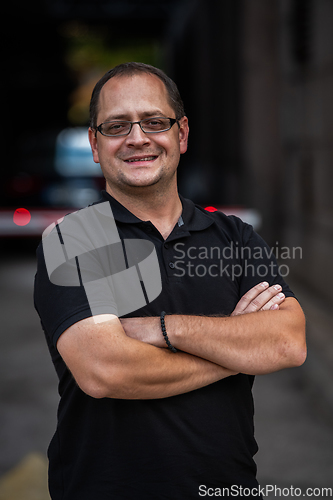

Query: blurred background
left=1, top=0, right=333, bottom=498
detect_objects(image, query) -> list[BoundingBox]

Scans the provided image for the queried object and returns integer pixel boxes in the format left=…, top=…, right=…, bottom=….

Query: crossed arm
left=57, top=282, right=306, bottom=400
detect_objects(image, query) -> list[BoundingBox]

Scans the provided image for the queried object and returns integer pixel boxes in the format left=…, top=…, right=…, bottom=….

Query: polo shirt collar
left=99, top=190, right=214, bottom=233
left=180, top=195, right=215, bottom=232
left=100, top=190, right=142, bottom=224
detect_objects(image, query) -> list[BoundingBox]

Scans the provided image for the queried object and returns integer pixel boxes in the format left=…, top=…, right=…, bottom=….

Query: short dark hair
left=89, top=62, right=185, bottom=129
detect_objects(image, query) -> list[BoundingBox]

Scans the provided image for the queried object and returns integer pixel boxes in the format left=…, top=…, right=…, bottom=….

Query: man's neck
left=106, top=182, right=182, bottom=240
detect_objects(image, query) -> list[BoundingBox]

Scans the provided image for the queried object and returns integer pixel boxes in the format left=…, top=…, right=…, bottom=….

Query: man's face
left=89, top=73, right=189, bottom=195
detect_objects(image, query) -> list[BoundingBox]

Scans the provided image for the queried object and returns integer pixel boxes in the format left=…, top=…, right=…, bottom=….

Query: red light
left=205, top=206, right=218, bottom=212
left=13, top=208, right=31, bottom=226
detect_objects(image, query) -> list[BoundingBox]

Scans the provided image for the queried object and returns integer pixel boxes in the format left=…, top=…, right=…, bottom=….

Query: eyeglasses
left=95, top=117, right=178, bottom=137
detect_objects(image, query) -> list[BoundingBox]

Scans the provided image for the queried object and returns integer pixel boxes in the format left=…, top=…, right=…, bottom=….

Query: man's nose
left=125, top=122, right=151, bottom=146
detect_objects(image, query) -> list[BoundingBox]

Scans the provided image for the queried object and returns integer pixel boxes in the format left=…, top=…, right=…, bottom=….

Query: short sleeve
left=34, top=242, right=94, bottom=348
left=34, top=223, right=120, bottom=348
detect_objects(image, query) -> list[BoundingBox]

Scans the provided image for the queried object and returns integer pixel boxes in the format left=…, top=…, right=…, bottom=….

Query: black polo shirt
left=34, top=190, right=295, bottom=499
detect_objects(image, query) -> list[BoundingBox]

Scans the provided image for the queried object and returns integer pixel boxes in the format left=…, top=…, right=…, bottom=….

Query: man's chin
left=126, top=179, right=161, bottom=191
left=107, top=176, right=161, bottom=194
left=122, top=172, right=162, bottom=189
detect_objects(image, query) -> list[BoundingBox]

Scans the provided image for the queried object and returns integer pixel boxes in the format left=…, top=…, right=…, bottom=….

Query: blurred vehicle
left=0, top=128, right=104, bottom=238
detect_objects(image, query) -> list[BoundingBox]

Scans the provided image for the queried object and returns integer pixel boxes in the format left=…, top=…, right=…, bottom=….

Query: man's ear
left=178, top=116, right=189, bottom=155
left=88, top=128, right=100, bottom=164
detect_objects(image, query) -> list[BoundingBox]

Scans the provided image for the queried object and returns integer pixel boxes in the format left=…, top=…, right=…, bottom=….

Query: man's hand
left=231, top=282, right=285, bottom=316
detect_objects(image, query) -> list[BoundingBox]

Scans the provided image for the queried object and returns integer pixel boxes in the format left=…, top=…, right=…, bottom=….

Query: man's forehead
left=98, top=73, right=173, bottom=119
left=101, top=73, right=167, bottom=99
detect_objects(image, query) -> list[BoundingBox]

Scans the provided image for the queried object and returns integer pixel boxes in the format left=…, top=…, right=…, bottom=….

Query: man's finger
left=260, top=292, right=285, bottom=311
left=232, top=282, right=269, bottom=314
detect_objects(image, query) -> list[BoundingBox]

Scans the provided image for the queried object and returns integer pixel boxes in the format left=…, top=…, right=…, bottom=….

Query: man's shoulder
left=183, top=196, right=253, bottom=241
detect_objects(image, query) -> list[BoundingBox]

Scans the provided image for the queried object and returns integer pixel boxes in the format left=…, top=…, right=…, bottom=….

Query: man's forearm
left=105, top=345, right=237, bottom=399
left=166, top=298, right=306, bottom=374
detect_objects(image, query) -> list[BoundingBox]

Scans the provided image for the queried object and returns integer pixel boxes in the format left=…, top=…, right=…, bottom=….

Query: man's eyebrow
left=103, top=110, right=168, bottom=121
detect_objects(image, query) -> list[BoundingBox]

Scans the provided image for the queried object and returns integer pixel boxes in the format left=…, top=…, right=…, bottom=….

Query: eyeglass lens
left=100, top=117, right=172, bottom=136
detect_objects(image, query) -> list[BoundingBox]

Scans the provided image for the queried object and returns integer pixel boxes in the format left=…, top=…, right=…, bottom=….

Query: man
left=34, top=62, right=306, bottom=499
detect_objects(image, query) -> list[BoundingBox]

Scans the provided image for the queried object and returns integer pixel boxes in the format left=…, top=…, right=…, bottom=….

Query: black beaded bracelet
left=160, top=311, right=178, bottom=353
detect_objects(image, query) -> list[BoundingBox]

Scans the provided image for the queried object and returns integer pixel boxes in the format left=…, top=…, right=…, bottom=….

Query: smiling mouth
left=124, top=156, right=158, bottom=163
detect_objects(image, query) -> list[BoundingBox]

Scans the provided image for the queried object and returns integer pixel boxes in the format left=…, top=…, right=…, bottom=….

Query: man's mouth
left=124, top=155, right=158, bottom=163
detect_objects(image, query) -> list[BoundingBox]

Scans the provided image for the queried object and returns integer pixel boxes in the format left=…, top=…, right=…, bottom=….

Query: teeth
left=127, top=156, right=156, bottom=162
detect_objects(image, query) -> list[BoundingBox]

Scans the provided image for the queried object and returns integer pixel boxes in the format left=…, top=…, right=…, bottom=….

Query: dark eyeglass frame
left=95, top=117, right=178, bottom=137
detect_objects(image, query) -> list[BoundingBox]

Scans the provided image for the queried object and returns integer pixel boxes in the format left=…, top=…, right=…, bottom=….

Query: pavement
left=0, top=251, right=332, bottom=499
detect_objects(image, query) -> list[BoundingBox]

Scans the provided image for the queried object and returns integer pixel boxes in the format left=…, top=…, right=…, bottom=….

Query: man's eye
left=105, top=122, right=128, bottom=134
left=147, top=119, right=163, bottom=126
left=143, top=118, right=168, bottom=130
